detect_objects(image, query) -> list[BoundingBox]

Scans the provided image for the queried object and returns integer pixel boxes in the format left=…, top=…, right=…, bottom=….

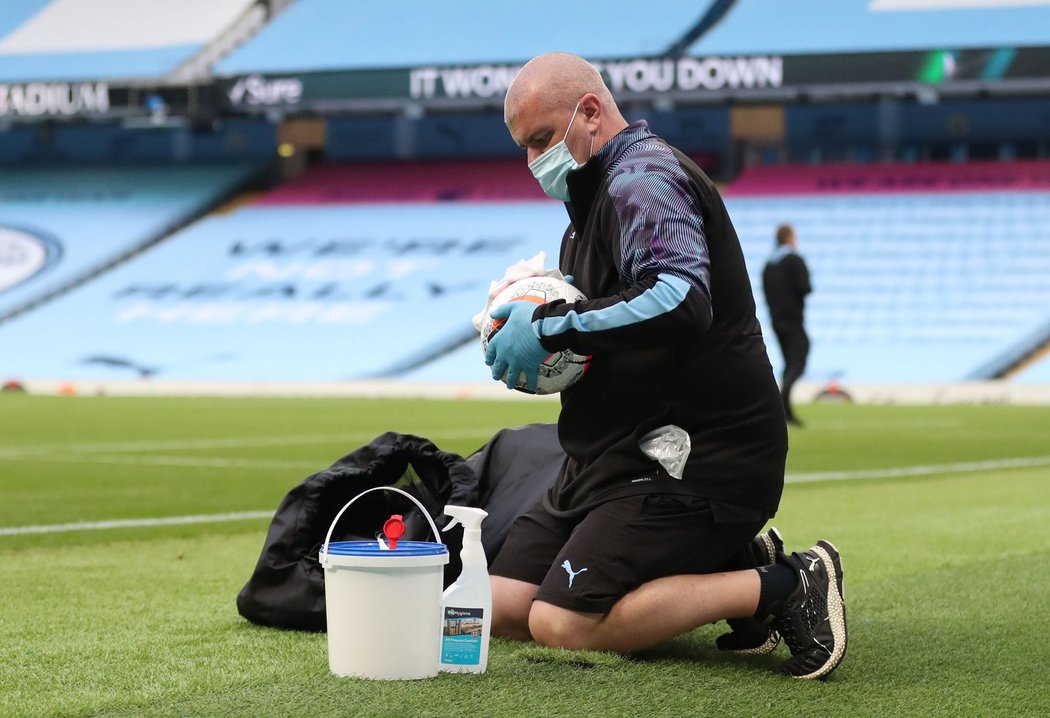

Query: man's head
left=504, top=52, right=627, bottom=168
left=776, top=224, right=796, bottom=247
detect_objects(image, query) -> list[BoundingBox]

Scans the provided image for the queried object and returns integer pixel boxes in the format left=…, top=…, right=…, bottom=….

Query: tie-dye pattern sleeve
left=607, top=153, right=712, bottom=301
left=531, top=149, right=715, bottom=356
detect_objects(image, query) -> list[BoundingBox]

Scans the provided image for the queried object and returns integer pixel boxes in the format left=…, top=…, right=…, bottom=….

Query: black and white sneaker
left=773, top=540, right=848, bottom=679
left=749, top=526, right=785, bottom=567
left=715, top=621, right=780, bottom=655
left=715, top=527, right=786, bottom=655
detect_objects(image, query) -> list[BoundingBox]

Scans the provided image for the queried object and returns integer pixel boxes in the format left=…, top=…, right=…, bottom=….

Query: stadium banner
left=0, top=82, right=109, bottom=118
left=219, top=47, right=1050, bottom=111
left=0, top=83, right=207, bottom=122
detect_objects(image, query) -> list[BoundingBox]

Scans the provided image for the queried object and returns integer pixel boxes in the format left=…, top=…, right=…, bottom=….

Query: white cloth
left=471, top=251, right=569, bottom=331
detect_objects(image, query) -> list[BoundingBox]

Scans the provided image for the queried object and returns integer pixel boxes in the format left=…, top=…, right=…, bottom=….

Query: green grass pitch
left=2, top=394, right=1049, bottom=717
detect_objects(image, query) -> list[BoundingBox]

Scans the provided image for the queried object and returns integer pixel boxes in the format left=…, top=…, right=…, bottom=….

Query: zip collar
left=564, top=120, right=655, bottom=229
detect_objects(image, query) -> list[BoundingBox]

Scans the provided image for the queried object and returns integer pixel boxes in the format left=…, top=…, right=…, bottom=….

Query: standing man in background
left=762, top=224, right=812, bottom=428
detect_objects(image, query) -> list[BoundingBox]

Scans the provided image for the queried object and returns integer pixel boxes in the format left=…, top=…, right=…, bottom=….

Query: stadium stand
left=0, top=164, right=262, bottom=319
left=0, top=119, right=276, bottom=165
left=255, top=160, right=546, bottom=204
left=376, top=159, right=1050, bottom=387
left=1, top=0, right=1048, bottom=392
left=2, top=155, right=1048, bottom=385
left=0, top=1, right=49, bottom=41
left=0, top=0, right=263, bottom=82
left=0, top=182, right=569, bottom=382
left=783, top=97, right=1050, bottom=166
left=725, top=161, right=1050, bottom=384
left=686, top=0, right=1050, bottom=54
left=214, top=0, right=1050, bottom=77
left=214, top=0, right=709, bottom=75
left=1013, top=345, right=1050, bottom=383
left=323, top=107, right=729, bottom=164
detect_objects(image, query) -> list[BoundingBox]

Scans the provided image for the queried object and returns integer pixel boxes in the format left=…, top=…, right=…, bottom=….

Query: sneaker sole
left=793, top=540, right=847, bottom=680
left=731, top=630, right=781, bottom=656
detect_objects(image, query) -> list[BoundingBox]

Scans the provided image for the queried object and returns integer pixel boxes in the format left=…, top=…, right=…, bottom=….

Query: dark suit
left=762, top=246, right=812, bottom=424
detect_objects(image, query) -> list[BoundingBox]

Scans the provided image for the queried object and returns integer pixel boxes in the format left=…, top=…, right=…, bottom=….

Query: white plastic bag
left=638, top=425, right=692, bottom=480
left=471, top=251, right=570, bottom=331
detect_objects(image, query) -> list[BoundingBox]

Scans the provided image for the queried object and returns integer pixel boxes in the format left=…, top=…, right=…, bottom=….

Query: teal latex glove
left=485, top=301, right=549, bottom=391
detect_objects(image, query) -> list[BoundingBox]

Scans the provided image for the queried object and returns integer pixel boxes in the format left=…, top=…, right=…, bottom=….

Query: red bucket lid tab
left=383, top=514, right=406, bottom=550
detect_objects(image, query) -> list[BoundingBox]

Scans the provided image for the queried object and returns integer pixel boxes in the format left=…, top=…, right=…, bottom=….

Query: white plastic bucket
left=318, top=486, right=449, bottom=680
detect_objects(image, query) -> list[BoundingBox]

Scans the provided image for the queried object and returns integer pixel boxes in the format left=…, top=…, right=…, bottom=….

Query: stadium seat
left=726, top=162, right=1050, bottom=384
left=0, top=171, right=569, bottom=382
left=0, top=165, right=260, bottom=318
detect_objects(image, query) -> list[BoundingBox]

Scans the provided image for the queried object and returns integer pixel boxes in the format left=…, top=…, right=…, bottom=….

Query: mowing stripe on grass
left=0, top=511, right=274, bottom=536
left=3, top=455, right=1048, bottom=537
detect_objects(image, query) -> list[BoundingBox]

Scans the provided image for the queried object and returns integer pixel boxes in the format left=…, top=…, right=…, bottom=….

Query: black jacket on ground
left=236, top=423, right=563, bottom=631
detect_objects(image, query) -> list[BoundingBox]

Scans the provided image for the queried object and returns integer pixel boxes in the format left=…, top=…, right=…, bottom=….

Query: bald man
left=484, top=53, right=847, bottom=679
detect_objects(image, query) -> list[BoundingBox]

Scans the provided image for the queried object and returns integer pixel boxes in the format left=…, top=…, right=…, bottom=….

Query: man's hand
left=485, top=301, right=549, bottom=391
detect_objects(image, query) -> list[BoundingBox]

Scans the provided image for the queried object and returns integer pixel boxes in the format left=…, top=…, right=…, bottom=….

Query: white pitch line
left=0, top=428, right=501, bottom=458
left=0, top=454, right=325, bottom=470
left=787, top=455, right=1050, bottom=483
left=0, top=434, right=350, bottom=459
left=4, top=455, right=1048, bottom=537
left=0, top=511, right=274, bottom=536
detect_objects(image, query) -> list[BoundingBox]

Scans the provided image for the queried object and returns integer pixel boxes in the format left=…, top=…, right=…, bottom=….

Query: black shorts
left=489, top=493, right=767, bottom=615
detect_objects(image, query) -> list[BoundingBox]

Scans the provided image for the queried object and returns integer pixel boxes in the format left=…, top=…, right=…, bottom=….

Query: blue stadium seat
left=729, top=190, right=1050, bottom=383
left=686, top=0, right=1050, bottom=55
left=0, top=165, right=260, bottom=316
left=0, top=198, right=569, bottom=382
left=215, top=0, right=709, bottom=75
left=2, top=164, right=1047, bottom=386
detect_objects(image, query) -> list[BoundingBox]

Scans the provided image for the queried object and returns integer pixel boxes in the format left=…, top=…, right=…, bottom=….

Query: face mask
left=529, top=102, right=587, bottom=202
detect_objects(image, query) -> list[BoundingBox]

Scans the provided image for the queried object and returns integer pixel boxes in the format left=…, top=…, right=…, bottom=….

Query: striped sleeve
left=610, top=154, right=712, bottom=301
left=533, top=150, right=714, bottom=355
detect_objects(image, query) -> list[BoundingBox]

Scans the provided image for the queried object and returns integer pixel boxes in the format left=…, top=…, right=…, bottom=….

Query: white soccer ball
left=479, top=275, right=590, bottom=395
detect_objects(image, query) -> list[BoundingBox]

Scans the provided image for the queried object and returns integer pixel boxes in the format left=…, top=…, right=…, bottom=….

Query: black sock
left=754, top=563, right=798, bottom=619
left=727, top=616, right=764, bottom=634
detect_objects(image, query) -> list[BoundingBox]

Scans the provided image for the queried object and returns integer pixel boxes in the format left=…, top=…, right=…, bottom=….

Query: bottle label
left=441, top=606, right=484, bottom=665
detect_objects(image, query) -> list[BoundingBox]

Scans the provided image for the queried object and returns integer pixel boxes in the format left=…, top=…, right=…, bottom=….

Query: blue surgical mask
left=529, top=102, right=586, bottom=202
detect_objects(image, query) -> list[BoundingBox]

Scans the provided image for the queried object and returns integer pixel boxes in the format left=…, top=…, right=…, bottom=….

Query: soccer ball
left=479, top=275, right=590, bottom=395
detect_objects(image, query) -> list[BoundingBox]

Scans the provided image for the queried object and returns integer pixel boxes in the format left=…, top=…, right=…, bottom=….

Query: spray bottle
left=439, top=505, right=491, bottom=673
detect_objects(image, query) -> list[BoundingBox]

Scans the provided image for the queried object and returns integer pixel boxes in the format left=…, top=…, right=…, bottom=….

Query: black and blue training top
left=530, top=121, right=788, bottom=517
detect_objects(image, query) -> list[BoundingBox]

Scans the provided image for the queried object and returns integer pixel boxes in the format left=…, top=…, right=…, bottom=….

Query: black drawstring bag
left=236, top=423, right=563, bottom=632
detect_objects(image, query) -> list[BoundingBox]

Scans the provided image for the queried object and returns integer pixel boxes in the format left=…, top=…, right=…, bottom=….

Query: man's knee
left=491, top=576, right=538, bottom=641
left=528, top=601, right=602, bottom=650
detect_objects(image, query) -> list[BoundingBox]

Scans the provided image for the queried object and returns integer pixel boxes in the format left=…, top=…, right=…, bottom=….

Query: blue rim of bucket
left=323, top=540, right=448, bottom=557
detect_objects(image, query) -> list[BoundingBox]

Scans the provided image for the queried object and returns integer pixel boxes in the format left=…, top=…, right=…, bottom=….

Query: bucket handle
left=321, top=486, right=444, bottom=558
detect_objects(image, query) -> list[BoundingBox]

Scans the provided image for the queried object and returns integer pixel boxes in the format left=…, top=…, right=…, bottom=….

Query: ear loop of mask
left=563, top=101, right=582, bottom=142
left=567, top=101, right=598, bottom=165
